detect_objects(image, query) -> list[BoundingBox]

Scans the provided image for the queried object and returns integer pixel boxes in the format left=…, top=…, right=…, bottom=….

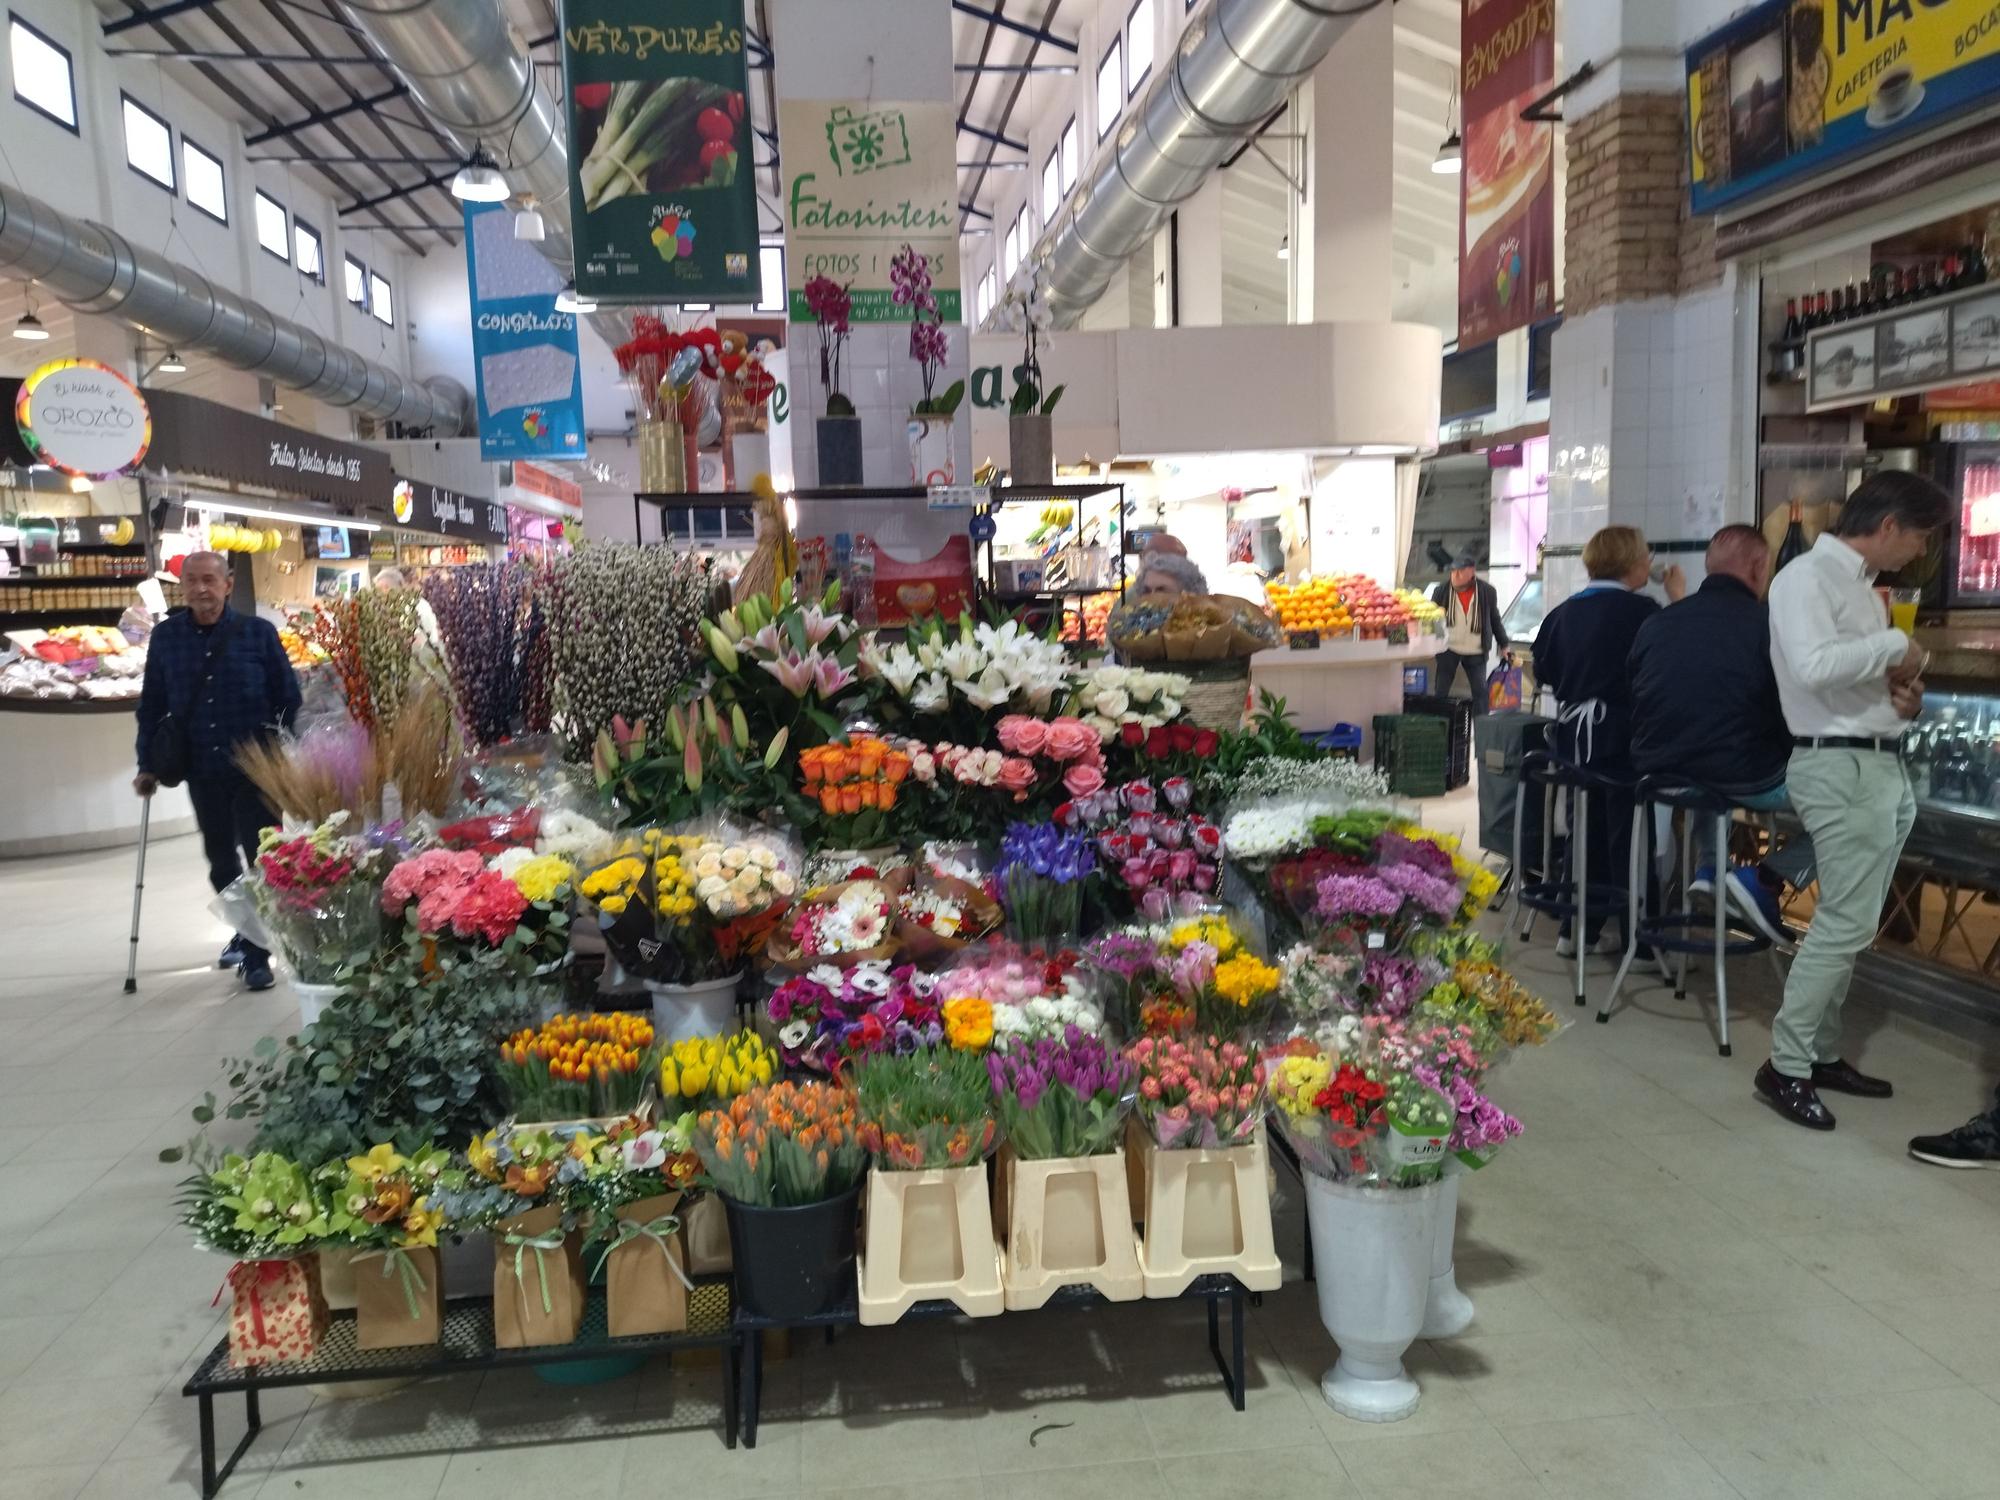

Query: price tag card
left=1287, top=629, right=1321, bottom=651
left=927, top=484, right=985, bottom=511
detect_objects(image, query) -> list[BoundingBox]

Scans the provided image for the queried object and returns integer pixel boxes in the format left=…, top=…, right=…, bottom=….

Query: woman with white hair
left=1136, top=542, right=1207, bottom=597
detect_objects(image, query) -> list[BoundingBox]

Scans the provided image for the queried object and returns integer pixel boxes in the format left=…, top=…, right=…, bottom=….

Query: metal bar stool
left=1510, top=750, right=1633, bottom=1009
left=1596, top=774, right=1778, bottom=1057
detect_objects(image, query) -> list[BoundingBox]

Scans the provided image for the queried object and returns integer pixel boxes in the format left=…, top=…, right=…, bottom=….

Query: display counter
left=0, top=698, right=192, bottom=856
left=1249, top=637, right=1439, bottom=758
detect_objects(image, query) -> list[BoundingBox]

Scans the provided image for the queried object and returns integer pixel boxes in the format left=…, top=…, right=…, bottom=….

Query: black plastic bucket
left=722, top=1180, right=864, bottom=1320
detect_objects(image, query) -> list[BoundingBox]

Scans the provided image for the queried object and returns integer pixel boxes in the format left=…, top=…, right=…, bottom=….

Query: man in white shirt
left=1758, top=471, right=1948, bottom=1130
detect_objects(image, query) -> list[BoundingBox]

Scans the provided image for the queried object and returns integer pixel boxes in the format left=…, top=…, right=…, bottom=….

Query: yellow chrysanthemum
left=512, top=854, right=576, bottom=905
left=942, top=996, right=995, bottom=1051
left=1213, top=952, right=1280, bottom=1007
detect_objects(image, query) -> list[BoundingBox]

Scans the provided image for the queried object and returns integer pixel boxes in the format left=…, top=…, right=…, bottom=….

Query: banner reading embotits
left=778, top=98, right=960, bottom=323
left=463, top=202, right=585, bottom=461
left=1458, top=0, right=1556, bottom=348
left=1686, top=0, right=2000, bottom=216
left=560, top=0, right=758, bottom=304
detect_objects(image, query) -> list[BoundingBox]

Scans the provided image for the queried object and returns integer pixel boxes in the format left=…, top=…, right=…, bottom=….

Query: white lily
left=911, top=672, right=949, bottom=713
left=959, top=666, right=1013, bottom=710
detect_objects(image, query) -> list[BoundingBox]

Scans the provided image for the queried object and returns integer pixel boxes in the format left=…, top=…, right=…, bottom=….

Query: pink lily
left=798, top=606, right=843, bottom=647
left=812, top=654, right=857, bottom=700
left=749, top=622, right=784, bottom=656
left=758, top=651, right=815, bottom=696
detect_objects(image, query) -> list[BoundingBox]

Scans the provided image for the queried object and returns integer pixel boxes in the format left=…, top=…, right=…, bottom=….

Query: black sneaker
left=218, top=936, right=247, bottom=970
left=241, top=959, right=275, bottom=992
left=1909, top=1111, right=2000, bottom=1169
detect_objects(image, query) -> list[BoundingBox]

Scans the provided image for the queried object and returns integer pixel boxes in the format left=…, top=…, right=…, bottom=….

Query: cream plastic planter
left=1304, top=1174, right=1440, bottom=1422
left=1421, top=1172, right=1476, bottom=1338
left=294, top=980, right=339, bottom=1029
left=857, top=1164, right=1003, bottom=1324
left=907, top=414, right=955, bottom=485
left=996, top=1146, right=1142, bottom=1310
left=1131, top=1134, right=1281, bottom=1298
left=644, top=972, right=742, bottom=1042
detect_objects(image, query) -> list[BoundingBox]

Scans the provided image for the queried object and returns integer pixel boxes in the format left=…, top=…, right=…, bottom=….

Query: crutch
left=124, top=795, right=151, bottom=993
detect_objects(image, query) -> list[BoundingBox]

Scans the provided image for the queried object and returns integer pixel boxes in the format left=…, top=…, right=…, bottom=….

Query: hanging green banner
left=560, top=1, right=758, bottom=304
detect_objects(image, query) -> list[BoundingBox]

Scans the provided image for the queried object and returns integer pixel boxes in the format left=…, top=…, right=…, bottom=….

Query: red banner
left=1459, top=0, right=1557, bottom=347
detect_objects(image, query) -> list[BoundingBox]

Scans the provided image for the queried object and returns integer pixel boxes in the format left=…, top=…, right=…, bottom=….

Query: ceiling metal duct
left=0, top=181, right=456, bottom=431
left=1028, top=0, right=1384, bottom=327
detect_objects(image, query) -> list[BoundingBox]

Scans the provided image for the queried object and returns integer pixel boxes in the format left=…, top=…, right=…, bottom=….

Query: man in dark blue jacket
left=1629, top=525, right=1811, bottom=943
left=134, top=551, right=301, bottom=990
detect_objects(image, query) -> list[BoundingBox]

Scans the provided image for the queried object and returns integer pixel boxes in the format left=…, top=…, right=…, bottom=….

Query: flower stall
left=166, top=542, right=1561, bottom=1487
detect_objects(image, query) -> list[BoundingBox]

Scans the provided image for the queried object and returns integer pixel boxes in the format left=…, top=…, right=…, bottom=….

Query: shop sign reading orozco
left=14, top=358, right=151, bottom=479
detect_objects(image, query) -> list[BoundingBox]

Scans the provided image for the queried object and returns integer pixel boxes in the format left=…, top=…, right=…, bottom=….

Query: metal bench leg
left=1573, top=788, right=1589, bottom=1006
left=1675, top=815, right=1693, bottom=998
left=1598, top=800, right=1646, bottom=1025
left=1713, top=812, right=1732, bottom=1058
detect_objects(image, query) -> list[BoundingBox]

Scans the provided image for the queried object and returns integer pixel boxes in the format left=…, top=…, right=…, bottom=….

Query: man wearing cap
left=1428, top=552, right=1512, bottom=714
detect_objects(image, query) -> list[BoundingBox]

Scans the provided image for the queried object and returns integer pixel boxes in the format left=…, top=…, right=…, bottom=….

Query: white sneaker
left=1555, top=934, right=1577, bottom=958
left=1554, top=931, right=1623, bottom=959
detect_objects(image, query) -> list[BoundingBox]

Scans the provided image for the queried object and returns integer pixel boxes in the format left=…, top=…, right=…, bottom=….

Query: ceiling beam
left=951, top=1, right=1077, bottom=54
left=105, top=47, right=383, bottom=65
left=242, top=86, right=407, bottom=147
left=102, top=0, right=221, bottom=37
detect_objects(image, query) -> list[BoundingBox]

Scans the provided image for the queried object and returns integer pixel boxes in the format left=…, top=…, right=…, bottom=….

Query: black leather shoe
left=1812, top=1059, right=1893, bottom=1098
left=1755, top=1061, right=1836, bottom=1131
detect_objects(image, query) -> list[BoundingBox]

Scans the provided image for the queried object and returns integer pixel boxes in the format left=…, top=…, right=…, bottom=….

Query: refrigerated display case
left=1938, top=443, right=2000, bottom=606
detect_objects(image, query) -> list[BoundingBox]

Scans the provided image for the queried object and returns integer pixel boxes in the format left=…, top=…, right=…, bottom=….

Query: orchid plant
left=1001, top=282, right=1064, bottom=417
left=803, top=275, right=855, bottom=416
left=891, top=244, right=963, bottom=417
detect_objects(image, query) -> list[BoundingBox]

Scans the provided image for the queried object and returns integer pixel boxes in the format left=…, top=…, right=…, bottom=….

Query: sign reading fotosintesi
left=14, top=358, right=151, bottom=478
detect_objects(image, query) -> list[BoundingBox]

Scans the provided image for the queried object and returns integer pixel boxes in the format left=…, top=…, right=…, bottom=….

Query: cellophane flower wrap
left=1080, top=928, right=1168, bottom=1038
left=987, top=1026, right=1134, bottom=1160
left=658, top=1030, right=780, bottom=1111
left=894, top=869, right=1004, bottom=961
left=935, top=938, right=1101, bottom=1050
left=1059, top=775, right=1222, bottom=920
left=767, top=959, right=942, bottom=1071
left=850, top=1047, right=999, bottom=1170
left=1161, top=913, right=1282, bottom=1039
left=692, top=1081, right=867, bottom=1207
left=1262, top=1020, right=1455, bottom=1188
left=251, top=813, right=391, bottom=984
left=583, top=825, right=798, bottom=983
left=996, top=821, right=1097, bottom=945
left=497, top=1012, right=659, bottom=1121
left=1127, top=1035, right=1265, bottom=1150
left=770, top=871, right=904, bottom=970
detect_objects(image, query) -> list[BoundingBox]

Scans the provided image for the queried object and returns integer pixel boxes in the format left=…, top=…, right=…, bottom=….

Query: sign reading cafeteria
left=1457, top=0, right=1556, bottom=348
left=559, top=0, right=759, bottom=303
left=1687, top=0, right=2000, bottom=215
left=778, top=98, right=960, bottom=322
left=13, top=358, right=151, bottom=479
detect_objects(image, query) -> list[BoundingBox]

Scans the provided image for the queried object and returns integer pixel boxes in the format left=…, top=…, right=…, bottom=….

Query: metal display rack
left=180, top=1279, right=741, bottom=1497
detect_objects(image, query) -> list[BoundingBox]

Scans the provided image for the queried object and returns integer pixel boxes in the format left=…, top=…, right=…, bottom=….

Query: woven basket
left=1179, top=664, right=1250, bottom=730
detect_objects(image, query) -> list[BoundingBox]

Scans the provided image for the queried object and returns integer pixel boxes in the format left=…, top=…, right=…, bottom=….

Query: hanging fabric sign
left=777, top=98, right=960, bottom=323
left=1458, top=0, right=1556, bottom=347
left=560, top=0, right=758, bottom=304
left=462, top=201, right=586, bottom=461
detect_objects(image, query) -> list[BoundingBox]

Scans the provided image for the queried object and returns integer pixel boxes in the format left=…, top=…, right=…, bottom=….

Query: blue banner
left=463, top=201, right=585, bottom=461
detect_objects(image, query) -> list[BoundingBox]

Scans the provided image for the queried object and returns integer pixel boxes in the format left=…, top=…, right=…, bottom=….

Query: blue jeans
left=1691, top=784, right=1815, bottom=889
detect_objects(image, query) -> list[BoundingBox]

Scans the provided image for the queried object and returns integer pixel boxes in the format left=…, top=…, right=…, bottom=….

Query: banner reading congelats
left=778, top=98, right=961, bottom=323
left=1458, top=0, right=1556, bottom=349
left=561, top=0, right=759, bottom=304
left=1687, top=0, right=2000, bottom=216
left=462, top=201, right=585, bottom=462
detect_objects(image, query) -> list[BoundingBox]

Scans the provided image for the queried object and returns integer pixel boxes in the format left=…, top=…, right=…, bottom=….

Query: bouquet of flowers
left=799, top=736, right=912, bottom=849
left=996, top=821, right=1097, bottom=944
left=860, top=614, right=1072, bottom=740
left=1066, top=663, right=1189, bottom=742
left=1375, top=1014, right=1522, bottom=1169
left=1127, top=1035, right=1265, bottom=1150
left=584, top=828, right=797, bottom=984
left=1263, top=1023, right=1455, bottom=1187
left=768, top=960, right=942, bottom=1071
left=933, top=939, right=1100, bottom=1050
left=769, top=874, right=901, bottom=969
left=1112, top=719, right=1221, bottom=778
left=449, top=1122, right=603, bottom=1230
left=568, top=1111, right=703, bottom=1222
left=850, top=1048, right=999, bottom=1170
left=692, top=1081, right=868, bottom=1207
left=658, top=1030, right=781, bottom=1111
left=894, top=871, right=1003, bottom=961
left=485, top=848, right=577, bottom=972
left=987, top=1026, right=1134, bottom=1159
left=249, top=814, right=392, bottom=984
left=179, top=1150, right=335, bottom=1256
left=894, top=740, right=1041, bottom=845
left=1062, top=776, right=1223, bottom=919
left=1161, top=913, right=1282, bottom=1038
left=497, top=1012, right=659, bottom=1121
left=324, top=1143, right=451, bottom=1253
left=1276, top=942, right=1362, bottom=1026
left=1079, top=929, right=1172, bottom=1037
left=380, top=845, right=556, bottom=979
left=995, top=713, right=1108, bottom=804
left=1312, top=871, right=1414, bottom=954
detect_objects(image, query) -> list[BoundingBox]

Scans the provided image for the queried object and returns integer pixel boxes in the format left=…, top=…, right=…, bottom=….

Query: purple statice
left=987, top=1026, right=1133, bottom=1159
left=1378, top=860, right=1463, bottom=922
left=1375, top=831, right=1458, bottom=880
left=1315, top=873, right=1403, bottom=922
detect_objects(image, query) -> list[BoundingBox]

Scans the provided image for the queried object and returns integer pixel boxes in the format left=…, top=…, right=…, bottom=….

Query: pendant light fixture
left=1432, top=84, right=1462, bottom=175
left=450, top=147, right=510, bottom=203
left=13, top=284, right=49, bottom=341
left=513, top=195, right=546, bottom=241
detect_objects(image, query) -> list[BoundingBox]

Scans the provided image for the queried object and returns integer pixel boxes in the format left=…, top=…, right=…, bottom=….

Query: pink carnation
left=451, top=869, right=530, bottom=946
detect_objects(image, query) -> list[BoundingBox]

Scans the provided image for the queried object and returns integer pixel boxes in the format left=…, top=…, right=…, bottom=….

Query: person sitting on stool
left=1428, top=550, right=1512, bottom=714
left=1629, top=524, right=1814, bottom=946
left=1758, top=470, right=1947, bottom=1131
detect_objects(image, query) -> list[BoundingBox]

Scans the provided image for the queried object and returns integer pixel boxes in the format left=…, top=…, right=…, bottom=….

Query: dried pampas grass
left=237, top=685, right=460, bottom=823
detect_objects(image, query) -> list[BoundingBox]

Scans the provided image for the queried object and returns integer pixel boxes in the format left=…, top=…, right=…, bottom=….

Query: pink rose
left=1045, top=717, right=1095, bottom=762
left=1062, top=762, right=1105, bottom=798
left=997, top=716, right=1049, bottom=757
left=996, top=756, right=1038, bottom=797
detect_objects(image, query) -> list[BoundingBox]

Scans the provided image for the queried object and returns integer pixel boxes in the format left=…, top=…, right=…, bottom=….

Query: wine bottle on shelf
left=1966, top=242, right=1989, bottom=286
left=1922, top=260, right=1942, bottom=299
left=1858, top=278, right=1877, bottom=318
left=1776, top=499, right=1809, bottom=573
left=1845, top=284, right=1861, bottom=319
left=1815, top=289, right=1832, bottom=327
left=1782, top=297, right=1802, bottom=343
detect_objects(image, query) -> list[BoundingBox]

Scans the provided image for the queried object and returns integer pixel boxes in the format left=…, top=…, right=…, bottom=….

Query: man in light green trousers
left=1759, top=471, right=1950, bottom=1131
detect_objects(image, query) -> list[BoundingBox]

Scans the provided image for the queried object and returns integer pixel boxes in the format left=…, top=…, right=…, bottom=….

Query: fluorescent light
left=554, top=281, right=597, bottom=314
left=185, top=499, right=382, bottom=532
left=13, top=311, right=49, bottom=341
left=159, top=348, right=186, bottom=373
left=513, top=204, right=545, bottom=241
left=1432, top=131, right=1462, bottom=174
left=450, top=150, right=510, bottom=203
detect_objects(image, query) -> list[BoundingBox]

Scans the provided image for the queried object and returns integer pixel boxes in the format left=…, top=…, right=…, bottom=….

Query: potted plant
left=691, top=1081, right=868, bottom=1319
left=891, top=244, right=963, bottom=485
left=803, top=275, right=861, bottom=485
left=323, top=1144, right=453, bottom=1349
left=987, top=1027, right=1141, bottom=1308
left=1002, top=284, right=1063, bottom=485
left=851, top=1048, right=1003, bottom=1323
left=245, top=814, right=390, bottom=1027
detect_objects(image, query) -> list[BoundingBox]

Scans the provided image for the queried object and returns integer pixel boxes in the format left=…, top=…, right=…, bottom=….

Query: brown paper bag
left=492, top=1205, right=585, bottom=1348
left=351, top=1245, right=444, bottom=1349
left=225, top=1256, right=329, bottom=1369
left=683, top=1192, right=732, bottom=1273
left=605, top=1191, right=691, bottom=1337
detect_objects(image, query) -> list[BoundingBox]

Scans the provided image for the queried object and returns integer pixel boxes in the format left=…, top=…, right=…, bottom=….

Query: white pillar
left=1304, top=0, right=1394, bottom=324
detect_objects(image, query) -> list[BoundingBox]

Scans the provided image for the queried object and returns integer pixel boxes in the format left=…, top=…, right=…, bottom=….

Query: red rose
left=1120, top=722, right=1145, bottom=748
left=1145, top=727, right=1172, bottom=758
left=1171, top=724, right=1197, bottom=753
left=1192, top=728, right=1219, bottom=757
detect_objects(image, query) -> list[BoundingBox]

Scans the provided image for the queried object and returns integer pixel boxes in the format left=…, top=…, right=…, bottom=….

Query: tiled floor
left=4, top=790, right=1999, bottom=1499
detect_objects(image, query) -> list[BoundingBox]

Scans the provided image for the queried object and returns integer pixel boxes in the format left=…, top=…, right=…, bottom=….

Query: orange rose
left=819, top=786, right=842, bottom=814
left=840, top=784, right=862, bottom=814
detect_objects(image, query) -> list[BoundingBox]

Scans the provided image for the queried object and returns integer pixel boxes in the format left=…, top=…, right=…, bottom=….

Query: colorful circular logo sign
left=14, top=358, right=152, bottom=479
left=392, top=479, right=415, bottom=524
